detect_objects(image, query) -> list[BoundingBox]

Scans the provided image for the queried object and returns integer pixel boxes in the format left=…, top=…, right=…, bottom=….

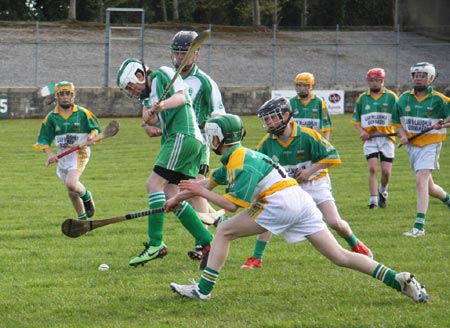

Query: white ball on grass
left=98, top=263, right=109, bottom=271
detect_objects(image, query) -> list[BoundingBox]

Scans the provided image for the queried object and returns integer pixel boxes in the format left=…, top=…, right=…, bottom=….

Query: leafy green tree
left=0, top=0, right=31, bottom=20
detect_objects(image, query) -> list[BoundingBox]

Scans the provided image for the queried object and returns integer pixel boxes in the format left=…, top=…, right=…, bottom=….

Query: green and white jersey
left=210, top=144, right=297, bottom=209
left=142, top=66, right=203, bottom=144
left=392, top=86, right=450, bottom=147
left=290, top=93, right=333, bottom=134
left=351, top=87, right=398, bottom=142
left=33, top=104, right=100, bottom=152
left=182, top=64, right=226, bottom=128
left=255, top=122, right=341, bottom=181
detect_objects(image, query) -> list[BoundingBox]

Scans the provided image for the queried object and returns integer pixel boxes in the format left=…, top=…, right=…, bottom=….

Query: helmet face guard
left=366, top=68, right=385, bottom=93
left=171, top=31, right=198, bottom=71
left=205, top=114, right=245, bottom=155
left=295, top=72, right=315, bottom=98
left=257, top=97, right=292, bottom=136
left=410, top=62, right=436, bottom=85
left=54, top=81, right=75, bottom=109
left=116, top=58, right=149, bottom=99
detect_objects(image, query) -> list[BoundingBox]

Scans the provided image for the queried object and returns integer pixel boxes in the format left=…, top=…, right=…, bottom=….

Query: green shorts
left=155, top=133, right=202, bottom=178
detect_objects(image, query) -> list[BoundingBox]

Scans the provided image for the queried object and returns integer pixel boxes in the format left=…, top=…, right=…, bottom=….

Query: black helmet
left=171, top=31, right=198, bottom=53
left=257, top=97, right=292, bottom=136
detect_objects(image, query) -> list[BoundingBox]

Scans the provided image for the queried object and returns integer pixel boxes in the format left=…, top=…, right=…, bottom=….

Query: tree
left=68, top=0, right=76, bottom=20
left=173, top=0, right=179, bottom=21
left=252, top=0, right=260, bottom=26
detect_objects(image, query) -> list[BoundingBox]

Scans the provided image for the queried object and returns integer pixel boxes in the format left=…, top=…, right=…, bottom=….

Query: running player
left=393, top=62, right=450, bottom=237
left=34, top=81, right=99, bottom=220
left=351, top=68, right=398, bottom=209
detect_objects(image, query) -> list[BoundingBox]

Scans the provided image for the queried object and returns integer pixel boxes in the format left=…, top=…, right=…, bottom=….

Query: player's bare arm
left=397, top=127, right=409, bottom=145
left=296, top=163, right=328, bottom=183
left=151, top=91, right=186, bottom=114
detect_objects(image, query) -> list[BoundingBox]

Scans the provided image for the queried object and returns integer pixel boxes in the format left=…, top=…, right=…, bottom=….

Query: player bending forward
left=242, top=97, right=372, bottom=270
left=166, top=114, right=428, bottom=303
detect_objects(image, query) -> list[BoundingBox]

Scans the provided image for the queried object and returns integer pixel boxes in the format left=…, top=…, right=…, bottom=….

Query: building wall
left=1, top=86, right=449, bottom=119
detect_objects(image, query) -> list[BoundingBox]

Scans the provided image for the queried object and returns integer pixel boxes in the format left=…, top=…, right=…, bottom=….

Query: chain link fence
left=1, top=22, right=449, bottom=92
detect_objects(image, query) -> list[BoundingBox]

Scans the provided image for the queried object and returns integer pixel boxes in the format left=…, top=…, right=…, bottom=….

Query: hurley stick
left=397, top=117, right=450, bottom=148
left=142, top=30, right=210, bottom=127
left=47, top=120, right=120, bottom=166
left=61, top=207, right=165, bottom=238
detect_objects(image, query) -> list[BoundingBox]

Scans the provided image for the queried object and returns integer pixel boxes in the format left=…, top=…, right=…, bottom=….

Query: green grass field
left=1, top=114, right=449, bottom=328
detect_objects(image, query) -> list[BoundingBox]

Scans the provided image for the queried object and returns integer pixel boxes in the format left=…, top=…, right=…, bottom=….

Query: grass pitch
left=1, top=115, right=449, bottom=327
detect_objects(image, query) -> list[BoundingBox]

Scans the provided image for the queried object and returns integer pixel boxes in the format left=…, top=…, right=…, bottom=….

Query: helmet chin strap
left=413, top=85, right=427, bottom=92
left=298, top=93, right=309, bottom=99
left=140, top=60, right=151, bottom=100
left=175, top=62, right=193, bottom=72
left=59, top=103, right=72, bottom=109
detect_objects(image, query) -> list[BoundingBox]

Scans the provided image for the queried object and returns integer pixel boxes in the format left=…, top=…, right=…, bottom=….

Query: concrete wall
left=1, top=86, right=449, bottom=119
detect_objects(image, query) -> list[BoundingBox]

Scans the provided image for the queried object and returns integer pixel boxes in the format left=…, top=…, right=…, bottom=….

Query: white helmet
left=410, top=62, right=436, bottom=84
left=116, top=58, right=149, bottom=91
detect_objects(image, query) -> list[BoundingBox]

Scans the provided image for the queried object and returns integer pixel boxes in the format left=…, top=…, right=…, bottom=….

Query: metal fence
left=0, top=22, right=449, bottom=92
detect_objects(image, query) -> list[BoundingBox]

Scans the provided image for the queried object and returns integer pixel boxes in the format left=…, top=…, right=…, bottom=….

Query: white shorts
left=252, top=185, right=326, bottom=244
left=363, top=138, right=395, bottom=158
left=406, top=143, right=441, bottom=173
left=56, top=147, right=90, bottom=181
left=300, top=175, right=334, bottom=206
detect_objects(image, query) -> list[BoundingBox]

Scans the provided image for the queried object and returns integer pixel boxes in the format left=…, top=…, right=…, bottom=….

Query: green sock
left=344, top=233, right=358, bottom=248
left=413, top=213, right=425, bottom=231
left=77, top=213, right=88, bottom=220
left=175, top=201, right=213, bottom=246
left=253, top=240, right=268, bottom=260
left=442, top=194, right=450, bottom=208
left=372, top=263, right=401, bottom=291
left=147, top=192, right=166, bottom=246
left=199, top=267, right=219, bottom=295
left=80, top=189, right=91, bottom=202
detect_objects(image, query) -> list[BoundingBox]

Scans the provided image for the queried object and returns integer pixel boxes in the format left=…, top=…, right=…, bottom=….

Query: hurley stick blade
left=197, top=209, right=226, bottom=225
left=61, top=208, right=165, bottom=238
left=98, top=120, right=120, bottom=141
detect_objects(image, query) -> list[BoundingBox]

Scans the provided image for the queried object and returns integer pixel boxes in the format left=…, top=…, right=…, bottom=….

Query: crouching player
left=166, top=114, right=428, bottom=303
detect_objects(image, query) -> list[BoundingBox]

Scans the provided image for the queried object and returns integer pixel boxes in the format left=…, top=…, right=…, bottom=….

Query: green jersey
left=33, top=104, right=100, bottom=151
left=255, top=122, right=341, bottom=181
left=290, top=93, right=333, bottom=134
left=182, top=64, right=226, bottom=128
left=392, top=86, right=450, bottom=147
left=143, top=66, right=203, bottom=144
left=211, top=144, right=297, bottom=209
left=351, top=87, right=398, bottom=142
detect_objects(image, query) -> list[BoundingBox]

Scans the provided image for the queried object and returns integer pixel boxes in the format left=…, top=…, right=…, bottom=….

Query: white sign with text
left=271, top=90, right=345, bottom=115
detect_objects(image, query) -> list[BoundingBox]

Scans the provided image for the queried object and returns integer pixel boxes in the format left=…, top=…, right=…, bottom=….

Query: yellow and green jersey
left=351, top=87, right=398, bottom=142
left=210, top=144, right=297, bottom=209
left=290, top=93, right=333, bottom=134
left=33, top=104, right=100, bottom=151
left=392, top=86, right=450, bottom=147
left=255, top=121, right=340, bottom=181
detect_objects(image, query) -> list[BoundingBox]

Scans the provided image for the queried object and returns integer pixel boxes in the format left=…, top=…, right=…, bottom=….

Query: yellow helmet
left=295, top=72, right=315, bottom=87
left=54, top=81, right=75, bottom=97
